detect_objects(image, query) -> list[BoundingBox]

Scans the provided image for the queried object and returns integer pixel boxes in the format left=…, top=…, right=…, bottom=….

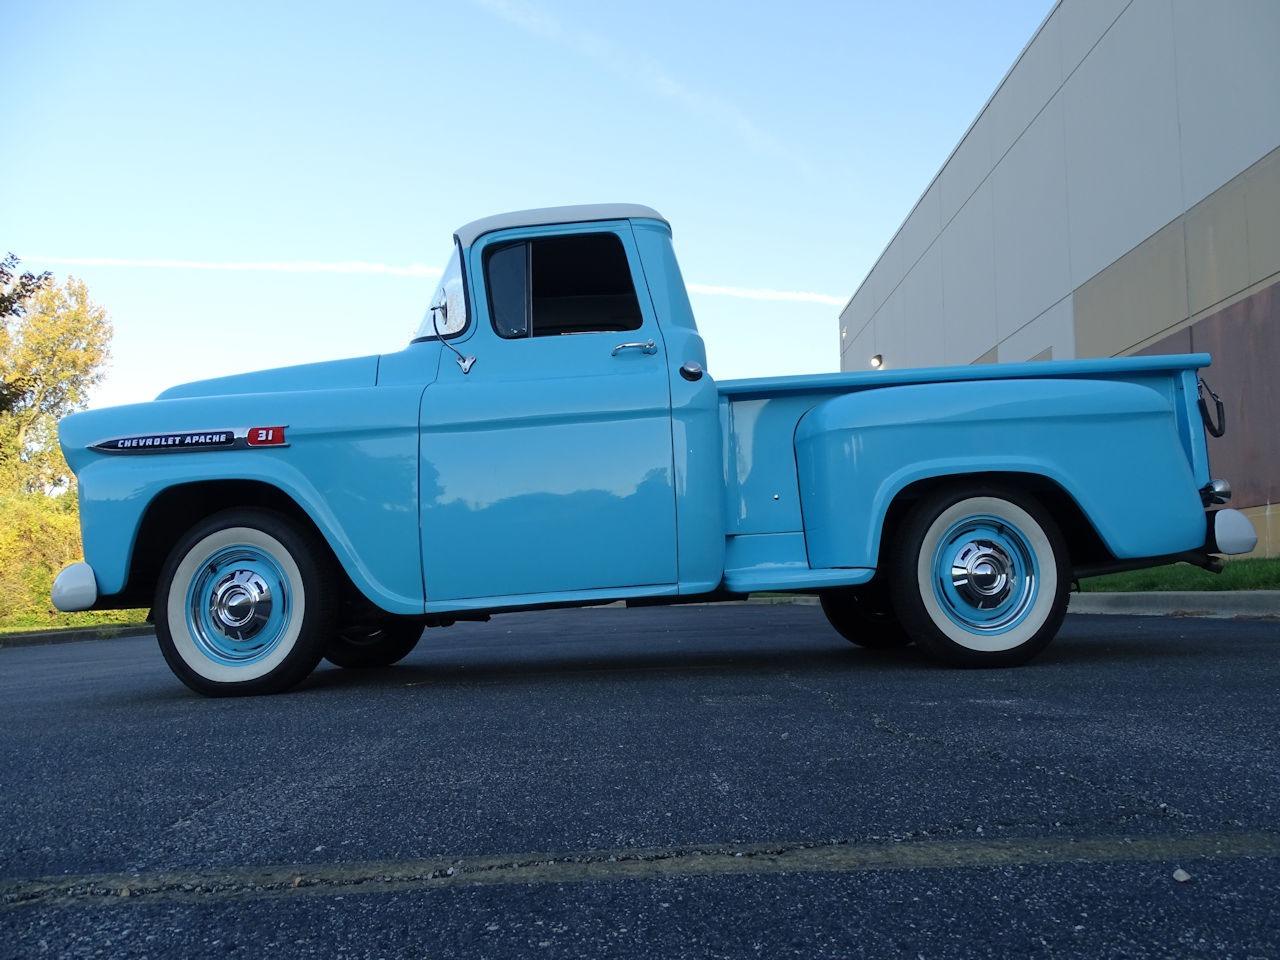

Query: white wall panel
left=839, top=286, right=873, bottom=353
left=941, top=181, right=999, bottom=364
left=872, top=287, right=907, bottom=370
left=1172, top=0, right=1280, bottom=207
left=902, top=244, right=947, bottom=367
left=898, top=179, right=941, bottom=276
left=939, top=113, right=994, bottom=225
left=843, top=321, right=875, bottom=372
left=988, top=8, right=1065, bottom=164
left=866, top=232, right=905, bottom=316
left=1063, top=0, right=1183, bottom=285
left=997, top=295, right=1076, bottom=362
left=992, top=95, right=1074, bottom=340
left=1058, top=0, right=1131, bottom=75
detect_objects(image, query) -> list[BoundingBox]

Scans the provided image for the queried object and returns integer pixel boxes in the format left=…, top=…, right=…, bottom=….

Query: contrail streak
left=32, top=256, right=444, bottom=279
left=32, top=256, right=844, bottom=306
left=686, top=283, right=845, bottom=307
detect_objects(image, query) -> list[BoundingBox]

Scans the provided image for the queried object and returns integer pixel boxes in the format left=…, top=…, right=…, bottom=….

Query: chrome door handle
left=612, top=339, right=657, bottom=356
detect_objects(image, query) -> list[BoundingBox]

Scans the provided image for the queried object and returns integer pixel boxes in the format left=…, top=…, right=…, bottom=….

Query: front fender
left=795, top=378, right=1207, bottom=568
left=62, top=386, right=426, bottom=614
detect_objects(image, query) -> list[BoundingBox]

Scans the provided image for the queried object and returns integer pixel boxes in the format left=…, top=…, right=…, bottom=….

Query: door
left=419, top=224, right=678, bottom=604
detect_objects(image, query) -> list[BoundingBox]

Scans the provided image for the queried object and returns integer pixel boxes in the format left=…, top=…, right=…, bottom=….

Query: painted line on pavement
left=5, top=831, right=1280, bottom=911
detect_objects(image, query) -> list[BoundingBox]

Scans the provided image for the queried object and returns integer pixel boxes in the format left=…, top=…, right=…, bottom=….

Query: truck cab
left=54, top=204, right=1258, bottom=696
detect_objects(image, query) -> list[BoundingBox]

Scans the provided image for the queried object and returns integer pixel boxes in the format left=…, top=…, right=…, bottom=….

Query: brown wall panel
left=1129, top=281, right=1278, bottom=509
left=1189, top=282, right=1279, bottom=508
left=1133, top=326, right=1191, bottom=356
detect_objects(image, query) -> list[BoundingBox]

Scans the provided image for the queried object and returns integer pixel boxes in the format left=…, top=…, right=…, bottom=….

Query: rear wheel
left=887, top=485, right=1070, bottom=667
left=154, top=508, right=336, bottom=696
left=819, top=582, right=910, bottom=648
left=325, top=618, right=424, bottom=669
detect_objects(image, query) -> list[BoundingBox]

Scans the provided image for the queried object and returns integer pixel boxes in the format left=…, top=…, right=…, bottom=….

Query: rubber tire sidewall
left=325, top=619, right=424, bottom=669
left=155, top=508, right=336, bottom=696
left=889, top=486, right=1070, bottom=667
left=819, top=583, right=911, bottom=648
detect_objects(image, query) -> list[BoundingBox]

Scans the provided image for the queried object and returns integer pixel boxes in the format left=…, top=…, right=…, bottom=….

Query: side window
left=485, top=233, right=643, bottom=339
left=486, top=242, right=530, bottom=338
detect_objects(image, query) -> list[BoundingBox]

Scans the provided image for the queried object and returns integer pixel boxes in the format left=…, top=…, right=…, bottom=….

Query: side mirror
left=429, top=296, right=464, bottom=337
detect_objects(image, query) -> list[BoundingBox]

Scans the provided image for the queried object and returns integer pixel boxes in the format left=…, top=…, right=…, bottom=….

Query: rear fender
left=794, top=378, right=1207, bottom=568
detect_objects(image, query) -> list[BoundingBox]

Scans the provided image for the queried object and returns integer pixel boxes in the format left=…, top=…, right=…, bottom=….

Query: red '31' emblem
left=246, top=426, right=286, bottom=447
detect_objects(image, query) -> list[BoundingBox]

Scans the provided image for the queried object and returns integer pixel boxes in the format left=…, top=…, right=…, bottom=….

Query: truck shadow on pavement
left=301, top=642, right=924, bottom=693
left=295, top=625, right=1210, bottom=695
left=100, top=612, right=1249, bottom=703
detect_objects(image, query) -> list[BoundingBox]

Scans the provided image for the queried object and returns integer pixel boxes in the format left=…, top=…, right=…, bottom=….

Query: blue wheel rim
left=184, top=544, right=292, bottom=666
left=931, top=514, right=1039, bottom=636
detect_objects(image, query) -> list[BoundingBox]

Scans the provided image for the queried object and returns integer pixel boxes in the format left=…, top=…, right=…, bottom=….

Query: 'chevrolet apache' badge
left=89, top=426, right=287, bottom=454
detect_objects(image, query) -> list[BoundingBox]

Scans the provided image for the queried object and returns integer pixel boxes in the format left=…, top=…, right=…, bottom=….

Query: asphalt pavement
left=2, top=604, right=1278, bottom=959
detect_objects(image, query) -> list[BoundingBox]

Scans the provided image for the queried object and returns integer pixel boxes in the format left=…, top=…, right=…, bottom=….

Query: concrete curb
left=748, top=592, right=1280, bottom=619
left=0, top=624, right=153, bottom=650
left=1069, top=591, right=1280, bottom=619
left=745, top=594, right=820, bottom=606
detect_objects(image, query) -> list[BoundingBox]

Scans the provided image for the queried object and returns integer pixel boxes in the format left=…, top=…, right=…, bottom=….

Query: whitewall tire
left=155, top=508, right=337, bottom=696
left=888, top=485, right=1071, bottom=667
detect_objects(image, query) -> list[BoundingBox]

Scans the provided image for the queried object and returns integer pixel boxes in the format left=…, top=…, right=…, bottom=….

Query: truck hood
left=156, top=355, right=380, bottom=401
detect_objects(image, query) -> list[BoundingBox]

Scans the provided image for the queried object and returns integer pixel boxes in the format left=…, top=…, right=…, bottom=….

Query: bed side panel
left=795, top=377, right=1207, bottom=568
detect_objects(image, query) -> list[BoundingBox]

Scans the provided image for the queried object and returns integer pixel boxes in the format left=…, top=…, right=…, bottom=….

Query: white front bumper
left=1209, top=508, right=1258, bottom=556
left=52, top=562, right=98, bottom=612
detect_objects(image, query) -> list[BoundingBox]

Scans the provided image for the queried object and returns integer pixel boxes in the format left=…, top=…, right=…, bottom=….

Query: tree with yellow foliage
left=0, top=256, right=121, bottom=628
left=1, top=266, right=112, bottom=493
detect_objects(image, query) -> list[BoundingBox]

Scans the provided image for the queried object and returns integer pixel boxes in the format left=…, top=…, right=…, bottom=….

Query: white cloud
left=32, top=256, right=443, bottom=279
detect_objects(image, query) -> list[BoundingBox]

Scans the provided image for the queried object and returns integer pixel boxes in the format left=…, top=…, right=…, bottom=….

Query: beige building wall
left=838, top=0, right=1280, bottom=555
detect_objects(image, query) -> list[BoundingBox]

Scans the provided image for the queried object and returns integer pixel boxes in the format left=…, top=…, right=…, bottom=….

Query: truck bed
left=715, top=353, right=1212, bottom=593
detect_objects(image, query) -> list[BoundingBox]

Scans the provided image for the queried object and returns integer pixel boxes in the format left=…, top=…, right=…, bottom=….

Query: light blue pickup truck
left=55, top=204, right=1257, bottom=695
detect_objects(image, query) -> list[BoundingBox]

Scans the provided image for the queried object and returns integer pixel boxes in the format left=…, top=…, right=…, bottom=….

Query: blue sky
left=3, top=0, right=1051, bottom=407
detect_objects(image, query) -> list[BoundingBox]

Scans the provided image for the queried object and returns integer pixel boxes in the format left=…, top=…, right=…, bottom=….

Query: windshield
left=414, top=245, right=467, bottom=340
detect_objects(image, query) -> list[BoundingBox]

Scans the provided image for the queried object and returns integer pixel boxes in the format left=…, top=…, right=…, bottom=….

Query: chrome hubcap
left=950, top=540, right=1015, bottom=608
left=185, top=543, right=292, bottom=666
left=208, top=569, right=273, bottom=641
left=932, top=515, right=1040, bottom=636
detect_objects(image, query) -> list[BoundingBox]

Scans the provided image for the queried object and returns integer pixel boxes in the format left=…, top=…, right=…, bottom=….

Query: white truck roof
left=454, top=204, right=668, bottom=247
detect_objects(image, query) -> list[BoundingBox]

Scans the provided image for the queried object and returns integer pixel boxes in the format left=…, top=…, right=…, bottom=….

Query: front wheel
left=155, top=508, right=337, bottom=696
left=887, top=485, right=1070, bottom=667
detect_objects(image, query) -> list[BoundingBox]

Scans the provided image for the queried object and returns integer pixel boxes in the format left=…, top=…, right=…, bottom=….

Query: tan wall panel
left=1261, top=506, right=1280, bottom=561
left=1185, top=174, right=1250, bottom=315
left=1237, top=505, right=1277, bottom=560
left=1245, top=148, right=1280, bottom=285
left=1073, top=219, right=1189, bottom=357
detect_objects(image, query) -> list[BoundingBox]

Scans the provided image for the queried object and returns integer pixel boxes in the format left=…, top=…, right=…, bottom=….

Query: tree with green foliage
left=0, top=252, right=51, bottom=318
left=0, top=252, right=53, bottom=414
